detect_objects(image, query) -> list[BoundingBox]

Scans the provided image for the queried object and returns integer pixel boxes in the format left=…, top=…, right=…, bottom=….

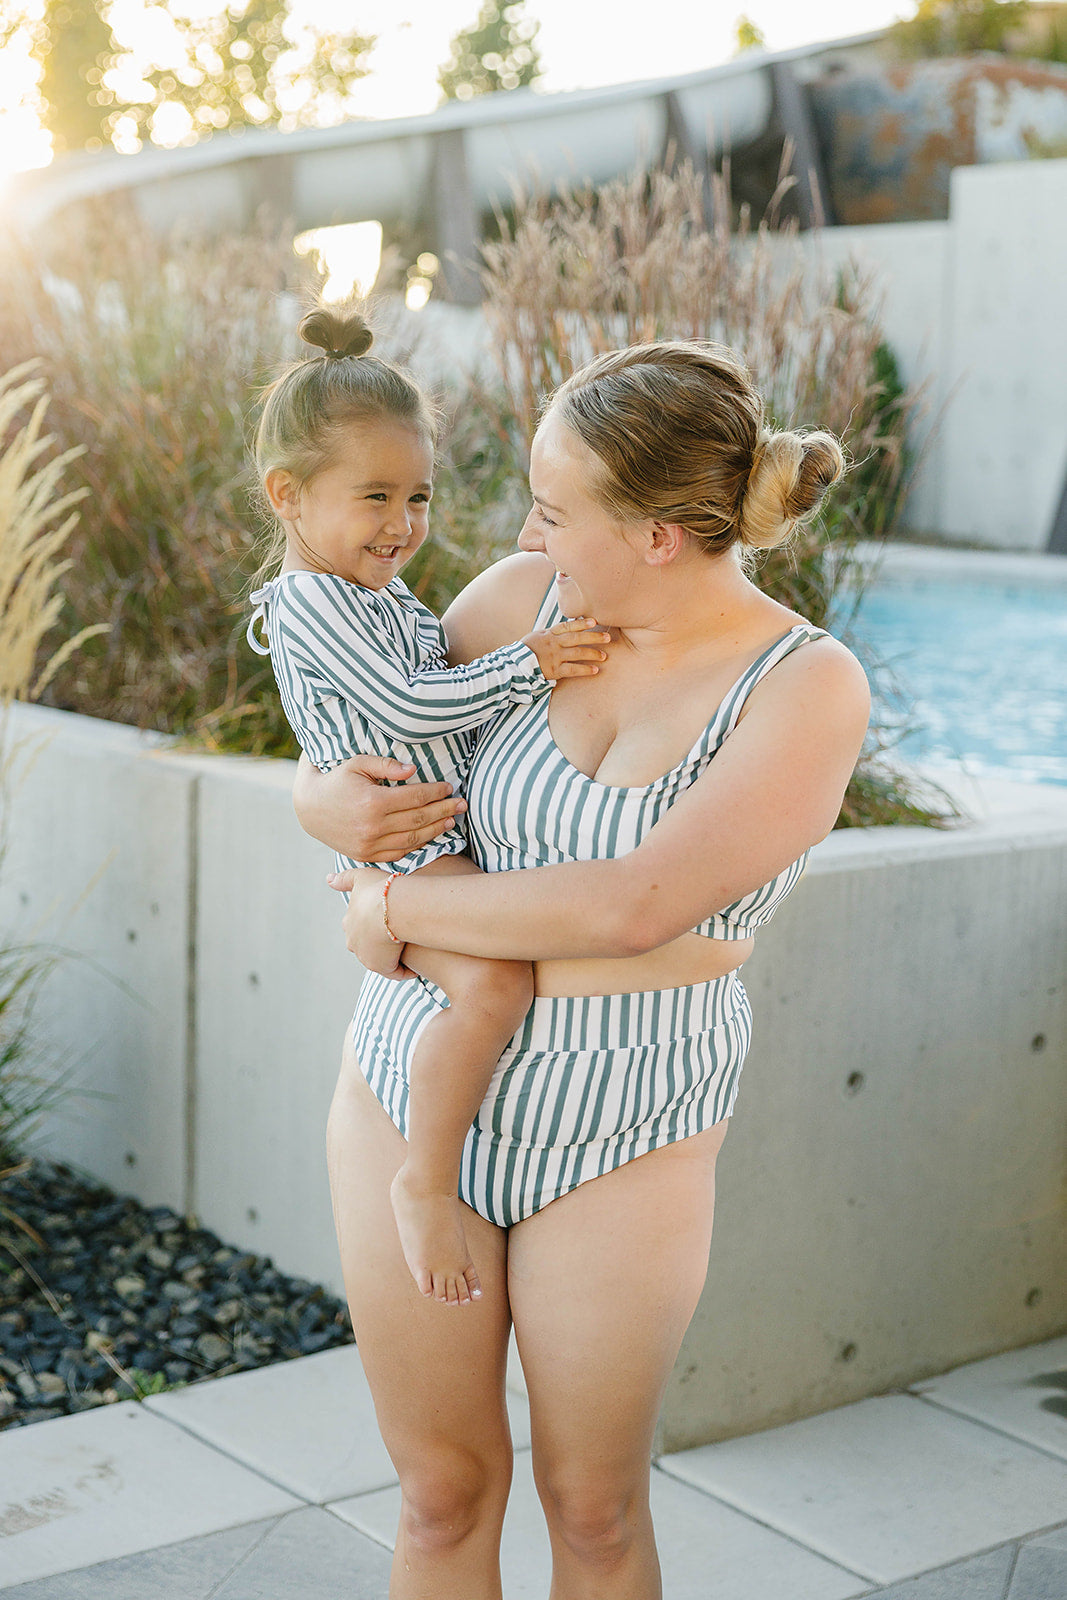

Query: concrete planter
left=2, top=700, right=1065, bottom=1449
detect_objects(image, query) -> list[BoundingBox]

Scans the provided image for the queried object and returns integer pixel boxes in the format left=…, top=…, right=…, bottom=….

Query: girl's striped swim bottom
left=350, top=967, right=752, bottom=1230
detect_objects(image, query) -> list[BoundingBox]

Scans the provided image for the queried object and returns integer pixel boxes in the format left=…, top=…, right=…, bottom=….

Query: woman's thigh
left=507, top=1122, right=728, bottom=1492
left=327, top=1034, right=514, bottom=1476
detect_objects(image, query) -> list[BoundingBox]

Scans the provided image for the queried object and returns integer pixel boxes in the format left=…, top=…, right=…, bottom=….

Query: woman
left=294, top=340, right=870, bottom=1599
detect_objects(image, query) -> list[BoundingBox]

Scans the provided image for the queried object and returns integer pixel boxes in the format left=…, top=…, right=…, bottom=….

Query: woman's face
left=519, top=412, right=645, bottom=621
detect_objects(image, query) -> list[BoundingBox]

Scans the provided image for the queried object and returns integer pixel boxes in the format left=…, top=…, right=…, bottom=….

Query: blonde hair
left=251, top=309, right=438, bottom=579
left=546, top=341, right=844, bottom=555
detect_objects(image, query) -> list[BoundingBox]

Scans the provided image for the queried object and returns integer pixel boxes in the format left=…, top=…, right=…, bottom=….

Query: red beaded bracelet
left=381, top=870, right=403, bottom=944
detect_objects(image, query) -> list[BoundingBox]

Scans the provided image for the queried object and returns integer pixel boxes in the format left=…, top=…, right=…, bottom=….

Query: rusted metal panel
left=809, top=57, right=1067, bottom=224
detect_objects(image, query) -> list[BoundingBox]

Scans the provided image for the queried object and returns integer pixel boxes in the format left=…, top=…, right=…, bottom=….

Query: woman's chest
left=546, top=664, right=724, bottom=788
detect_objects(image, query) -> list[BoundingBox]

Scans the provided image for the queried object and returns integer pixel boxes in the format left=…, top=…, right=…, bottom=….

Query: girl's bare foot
left=390, top=1166, right=483, bottom=1305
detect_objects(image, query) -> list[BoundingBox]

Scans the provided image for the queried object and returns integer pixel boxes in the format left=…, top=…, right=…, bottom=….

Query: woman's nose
left=517, top=515, right=544, bottom=553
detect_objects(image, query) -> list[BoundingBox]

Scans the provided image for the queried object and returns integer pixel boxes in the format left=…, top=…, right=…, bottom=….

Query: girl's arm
left=335, top=637, right=871, bottom=970
left=292, top=553, right=558, bottom=857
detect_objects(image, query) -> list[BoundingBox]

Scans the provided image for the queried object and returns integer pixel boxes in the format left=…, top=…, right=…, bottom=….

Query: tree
left=438, top=0, right=542, bottom=103
left=889, top=0, right=1029, bottom=57
left=17, top=0, right=375, bottom=157
left=734, top=15, right=767, bottom=53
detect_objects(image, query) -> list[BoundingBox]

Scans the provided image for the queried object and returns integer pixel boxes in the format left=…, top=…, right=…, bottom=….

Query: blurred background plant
left=0, top=158, right=943, bottom=823
left=0, top=361, right=104, bottom=1168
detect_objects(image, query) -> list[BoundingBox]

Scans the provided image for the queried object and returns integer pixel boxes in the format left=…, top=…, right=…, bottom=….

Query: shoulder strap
left=532, top=577, right=561, bottom=632
left=720, top=624, right=829, bottom=736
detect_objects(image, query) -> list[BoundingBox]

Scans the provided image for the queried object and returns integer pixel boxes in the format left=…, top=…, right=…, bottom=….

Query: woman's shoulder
left=441, top=553, right=556, bottom=665
left=742, top=622, right=871, bottom=729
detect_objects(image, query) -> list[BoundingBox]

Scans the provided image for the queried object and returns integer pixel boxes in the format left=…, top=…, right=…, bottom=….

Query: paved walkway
left=1, top=1332, right=1065, bottom=1597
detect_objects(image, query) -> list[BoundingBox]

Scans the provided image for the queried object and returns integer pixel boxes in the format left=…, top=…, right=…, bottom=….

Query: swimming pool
left=845, top=548, right=1067, bottom=788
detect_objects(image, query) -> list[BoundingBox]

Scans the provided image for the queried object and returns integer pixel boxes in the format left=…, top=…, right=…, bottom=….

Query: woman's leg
left=508, top=1121, right=729, bottom=1600
left=327, top=1033, right=513, bottom=1600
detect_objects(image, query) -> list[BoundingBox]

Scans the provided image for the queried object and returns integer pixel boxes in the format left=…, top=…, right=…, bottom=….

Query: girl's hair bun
left=298, top=309, right=374, bottom=361
left=738, top=429, right=845, bottom=551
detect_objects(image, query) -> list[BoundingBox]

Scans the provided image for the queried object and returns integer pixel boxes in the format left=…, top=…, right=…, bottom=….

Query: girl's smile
left=266, top=418, right=435, bottom=591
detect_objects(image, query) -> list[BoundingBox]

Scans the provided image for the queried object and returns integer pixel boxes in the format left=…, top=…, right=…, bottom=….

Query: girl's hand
left=327, top=866, right=415, bottom=980
left=522, top=617, right=611, bottom=682
left=294, top=753, right=465, bottom=860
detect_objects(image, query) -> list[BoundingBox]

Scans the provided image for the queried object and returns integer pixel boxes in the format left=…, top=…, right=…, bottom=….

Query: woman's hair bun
left=738, top=429, right=845, bottom=551
left=299, top=309, right=374, bottom=361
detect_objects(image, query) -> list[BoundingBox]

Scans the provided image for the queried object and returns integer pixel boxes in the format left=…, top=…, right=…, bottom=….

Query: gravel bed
left=0, top=1156, right=354, bottom=1429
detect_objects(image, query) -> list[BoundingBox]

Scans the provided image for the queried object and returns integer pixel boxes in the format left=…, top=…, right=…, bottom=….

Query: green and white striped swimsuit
left=352, top=585, right=829, bottom=1227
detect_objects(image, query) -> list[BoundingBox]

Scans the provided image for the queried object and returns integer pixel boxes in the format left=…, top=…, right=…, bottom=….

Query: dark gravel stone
left=0, top=1157, right=353, bottom=1430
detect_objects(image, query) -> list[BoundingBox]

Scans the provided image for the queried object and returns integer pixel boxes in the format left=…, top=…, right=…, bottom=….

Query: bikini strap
left=720, top=624, right=829, bottom=736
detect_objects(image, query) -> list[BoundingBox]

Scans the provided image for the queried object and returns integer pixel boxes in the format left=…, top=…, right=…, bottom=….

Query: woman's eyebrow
left=532, top=492, right=566, bottom=513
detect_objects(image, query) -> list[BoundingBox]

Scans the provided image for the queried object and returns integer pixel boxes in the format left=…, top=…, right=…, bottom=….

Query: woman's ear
left=265, top=468, right=300, bottom=522
left=646, top=520, right=688, bottom=566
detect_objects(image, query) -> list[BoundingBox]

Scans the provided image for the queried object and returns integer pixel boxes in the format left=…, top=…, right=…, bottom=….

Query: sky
left=0, top=0, right=908, bottom=184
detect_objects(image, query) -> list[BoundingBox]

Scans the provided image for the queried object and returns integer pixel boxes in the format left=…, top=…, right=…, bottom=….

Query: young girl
left=247, top=308, right=610, bottom=1307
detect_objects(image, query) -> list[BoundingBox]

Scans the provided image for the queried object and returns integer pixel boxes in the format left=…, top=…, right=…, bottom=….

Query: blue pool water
left=849, top=578, right=1067, bottom=787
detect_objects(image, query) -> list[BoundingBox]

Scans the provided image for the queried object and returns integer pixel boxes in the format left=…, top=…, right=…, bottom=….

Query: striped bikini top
left=465, top=587, right=829, bottom=941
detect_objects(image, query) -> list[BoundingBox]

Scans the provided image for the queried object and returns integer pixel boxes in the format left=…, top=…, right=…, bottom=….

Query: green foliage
left=734, top=15, right=767, bottom=53
left=890, top=0, right=1029, bottom=58
left=438, top=0, right=542, bottom=102
left=18, top=0, right=375, bottom=156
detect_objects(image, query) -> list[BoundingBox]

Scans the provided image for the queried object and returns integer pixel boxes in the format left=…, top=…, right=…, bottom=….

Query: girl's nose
left=517, top=514, right=544, bottom=553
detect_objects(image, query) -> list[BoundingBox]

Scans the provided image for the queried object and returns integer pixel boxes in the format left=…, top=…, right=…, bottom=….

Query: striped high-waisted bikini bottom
left=350, top=968, right=753, bottom=1229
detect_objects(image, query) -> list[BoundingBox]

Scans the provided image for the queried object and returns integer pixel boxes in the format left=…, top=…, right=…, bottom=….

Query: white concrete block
left=941, top=159, right=1067, bottom=549
left=0, top=1402, right=299, bottom=1588
left=661, top=1393, right=1067, bottom=1584
left=0, top=706, right=194, bottom=1210
left=912, top=1334, right=1067, bottom=1463
left=190, top=754, right=361, bottom=1296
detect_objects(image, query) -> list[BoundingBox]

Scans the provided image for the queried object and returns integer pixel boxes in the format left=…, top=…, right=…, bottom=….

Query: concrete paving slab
left=0, top=1518, right=279, bottom=1599
left=913, top=1335, right=1067, bottom=1463
left=1008, top=1524, right=1067, bottom=1600
left=210, top=1506, right=393, bottom=1599
left=332, top=1447, right=870, bottom=1599
left=0, top=1403, right=300, bottom=1589
left=145, top=1345, right=531, bottom=1503
left=659, top=1394, right=1067, bottom=1585
left=860, top=1545, right=1017, bottom=1600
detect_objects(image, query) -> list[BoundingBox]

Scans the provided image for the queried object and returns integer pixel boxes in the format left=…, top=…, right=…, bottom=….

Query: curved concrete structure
left=10, top=32, right=884, bottom=295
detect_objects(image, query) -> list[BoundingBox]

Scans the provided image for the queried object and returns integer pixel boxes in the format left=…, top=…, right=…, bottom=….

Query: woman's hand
left=328, top=866, right=415, bottom=980
left=293, top=753, right=465, bottom=861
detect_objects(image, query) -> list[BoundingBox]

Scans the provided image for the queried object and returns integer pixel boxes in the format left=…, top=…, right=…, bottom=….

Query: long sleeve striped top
left=247, top=569, right=551, bottom=872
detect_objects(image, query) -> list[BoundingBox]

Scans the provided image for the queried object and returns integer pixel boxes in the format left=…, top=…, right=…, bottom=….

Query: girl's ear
left=266, top=468, right=300, bottom=521
left=646, top=519, right=688, bottom=566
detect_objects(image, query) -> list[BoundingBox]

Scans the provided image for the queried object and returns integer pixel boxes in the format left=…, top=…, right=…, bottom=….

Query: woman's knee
left=537, top=1469, right=645, bottom=1567
left=399, top=1446, right=512, bottom=1555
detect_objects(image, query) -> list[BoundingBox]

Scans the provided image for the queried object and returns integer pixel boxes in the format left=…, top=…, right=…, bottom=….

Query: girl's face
left=519, top=412, right=645, bottom=621
left=269, top=418, right=434, bottom=590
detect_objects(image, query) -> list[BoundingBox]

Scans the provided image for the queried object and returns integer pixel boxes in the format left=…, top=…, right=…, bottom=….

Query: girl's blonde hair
left=547, top=341, right=844, bottom=554
left=251, top=308, right=438, bottom=578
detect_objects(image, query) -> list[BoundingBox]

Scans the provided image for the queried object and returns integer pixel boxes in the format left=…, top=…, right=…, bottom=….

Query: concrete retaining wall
left=2, top=701, right=1065, bottom=1448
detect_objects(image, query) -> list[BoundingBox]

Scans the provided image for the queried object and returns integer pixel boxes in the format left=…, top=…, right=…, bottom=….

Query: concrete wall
left=805, top=158, right=1067, bottom=550
left=2, top=702, right=1066, bottom=1448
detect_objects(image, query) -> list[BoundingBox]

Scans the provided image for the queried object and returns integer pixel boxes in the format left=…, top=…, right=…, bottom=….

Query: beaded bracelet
left=381, top=870, right=403, bottom=944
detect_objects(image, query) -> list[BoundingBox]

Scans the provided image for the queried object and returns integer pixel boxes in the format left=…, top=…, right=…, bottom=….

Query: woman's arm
left=336, top=638, right=871, bottom=967
left=291, top=552, right=557, bottom=857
